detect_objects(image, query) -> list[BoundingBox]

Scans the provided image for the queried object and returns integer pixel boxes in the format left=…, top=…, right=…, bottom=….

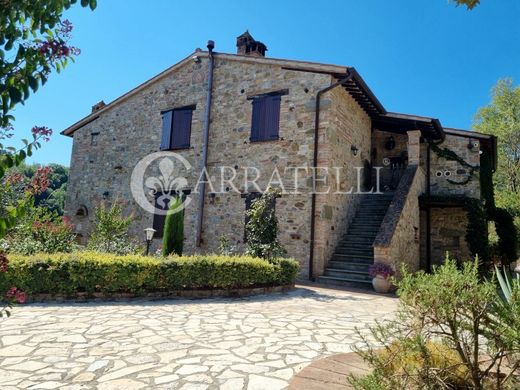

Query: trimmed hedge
left=0, top=252, right=299, bottom=296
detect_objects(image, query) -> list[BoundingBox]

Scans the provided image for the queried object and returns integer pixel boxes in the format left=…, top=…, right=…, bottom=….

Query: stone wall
left=419, top=207, right=472, bottom=267
left=65, top=54, right=346, bottom=279
left=312, top=86, right=372, bottom=277
left=374, top=165, right=426, bottom=276
left=422, top=134, right=481, bottom=198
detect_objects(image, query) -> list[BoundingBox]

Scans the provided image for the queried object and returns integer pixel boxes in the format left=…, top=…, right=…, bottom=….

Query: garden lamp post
left=144, top=228, right=156, bottom=256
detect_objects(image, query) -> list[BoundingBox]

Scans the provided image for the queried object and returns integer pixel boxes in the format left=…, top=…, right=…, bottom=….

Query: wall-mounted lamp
left=144, top=228, right=156, bottom=256
left=102, top=191, right=109, bottom=200
left=351, top=145, right=359, bottom=156
left=468, top=139, right=479, bottom=151
left=385, top=136, right=396, bottom=151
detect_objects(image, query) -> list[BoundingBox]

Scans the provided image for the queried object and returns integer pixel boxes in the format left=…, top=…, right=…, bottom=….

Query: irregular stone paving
left=0, top=285, right=397, bottom=389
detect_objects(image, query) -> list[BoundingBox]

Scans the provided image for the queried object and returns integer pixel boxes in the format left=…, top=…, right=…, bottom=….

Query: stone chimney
left=236, top=31, right=267, bottom=57
left=91, top=101, right=106, bottom=113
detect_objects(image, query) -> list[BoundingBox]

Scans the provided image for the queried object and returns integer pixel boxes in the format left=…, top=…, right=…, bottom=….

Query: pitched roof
left=61, top=51, right=386, bottom=136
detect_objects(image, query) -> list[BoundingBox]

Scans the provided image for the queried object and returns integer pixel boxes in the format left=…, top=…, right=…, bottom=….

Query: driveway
left=0, top=285, right=397, bottom=390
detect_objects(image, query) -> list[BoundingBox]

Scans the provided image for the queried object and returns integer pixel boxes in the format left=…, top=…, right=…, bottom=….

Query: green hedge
left=0, top=252, right=299, bottom=296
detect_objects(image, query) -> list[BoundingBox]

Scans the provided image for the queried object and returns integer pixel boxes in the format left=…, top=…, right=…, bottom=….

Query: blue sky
left=11, top=0, right=520, bottom=166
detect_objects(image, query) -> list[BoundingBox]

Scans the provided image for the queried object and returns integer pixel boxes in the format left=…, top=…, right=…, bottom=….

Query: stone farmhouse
left=62, top=32, right=497, bottom=287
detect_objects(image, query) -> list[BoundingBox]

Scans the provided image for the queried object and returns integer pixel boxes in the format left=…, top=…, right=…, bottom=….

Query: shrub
left=351, top=257, right=520, bottom=390
left=351, top=340, right=470, bottom=389
left=162, top=197, right=183, bottom=256
left=87, top=203, right=140, bottom=255
left=0, top=252, right=299, bottom=296
left=245, top=187, right=286, bottom=261
left=492, top=207, right=518, bottom=265
left=0, top=207, right=76, bottom=255
left=218, top=235, right=236, bottom=256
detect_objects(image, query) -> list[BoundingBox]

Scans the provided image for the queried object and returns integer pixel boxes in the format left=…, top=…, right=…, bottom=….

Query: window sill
left=160, top=146, right=193, bottom=152
left=249, top=137, right=280, bottom=143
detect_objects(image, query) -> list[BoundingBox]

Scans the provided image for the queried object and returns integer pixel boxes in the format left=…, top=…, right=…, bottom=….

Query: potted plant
left=368, top=262, right=395, bottom=293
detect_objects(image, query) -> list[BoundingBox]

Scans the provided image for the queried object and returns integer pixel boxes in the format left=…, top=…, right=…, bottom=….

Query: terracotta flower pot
left=372, top=275, right=391, bottom=293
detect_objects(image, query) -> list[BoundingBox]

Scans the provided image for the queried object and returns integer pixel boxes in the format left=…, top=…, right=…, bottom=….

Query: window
left=152, top=190, right=190, bottom=237
left=90, top=132, right=99, bottom=146
left=250, top=92, right=285, bottom=142
left=160, top=106, right=194, bottom=150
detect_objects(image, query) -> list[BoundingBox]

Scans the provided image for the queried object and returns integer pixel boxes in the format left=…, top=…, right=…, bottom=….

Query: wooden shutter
left=251, top=97, right=266, bottom=141
left=171, top=109, right=193, bottom=149
left=251, top=95, right=281, bottom=142
left=265, top=95, right=281, bottom=140
left=160, top=111, right=173, bottom=150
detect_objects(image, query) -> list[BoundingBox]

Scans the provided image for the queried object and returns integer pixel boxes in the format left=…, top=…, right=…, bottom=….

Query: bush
left=0, top=207, right=76, bottom=255
left=87, top=203, right=140, bottom=255
left=162, top=197, right=183, bottom=256
left=0, top=252, right=299, bottom=296
left=492, top=207, right=518, bottom=265
left=351, top=257, right=520, bottom=390
left=352, top=340, right=470, bottom=389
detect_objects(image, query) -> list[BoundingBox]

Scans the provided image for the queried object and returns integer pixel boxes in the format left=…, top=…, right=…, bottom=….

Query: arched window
left=75, top=205, right=88, bottom=218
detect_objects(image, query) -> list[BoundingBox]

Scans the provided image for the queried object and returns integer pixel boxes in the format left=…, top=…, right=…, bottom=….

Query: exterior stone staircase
left=317, top=192, right=394, bottom=289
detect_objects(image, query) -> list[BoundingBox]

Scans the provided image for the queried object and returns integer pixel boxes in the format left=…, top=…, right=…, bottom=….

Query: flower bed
left=0, top=252, right=299, bottom=297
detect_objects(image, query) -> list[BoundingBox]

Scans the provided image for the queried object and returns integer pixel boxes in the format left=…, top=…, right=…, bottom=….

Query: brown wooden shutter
left=171, top=109, right=193, bottom=149
left=251, top=97, right=266, bottom=141
left=251, top=95, right=281, bottom=142
left=160, top=111, right=173, bottom=150
left=265, top=95, right=281, bottom=140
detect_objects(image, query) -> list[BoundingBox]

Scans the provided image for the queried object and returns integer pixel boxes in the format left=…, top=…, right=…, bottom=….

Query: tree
left=162, top=197, right=184, bottom=256
left=0, top=0, right=96, bottom=317
left=474, top=79, right=520, bottom=255
left=451, top=0, right=480, bottom=9
left=475, top=79, right=520, bottom=193
left=0, top=0, right=96, bottom=237
left=87, top=202, right=140, bottom=255
left=6, top=163, right=69, bottom=215
left=245, top=187, right=286, bottom=261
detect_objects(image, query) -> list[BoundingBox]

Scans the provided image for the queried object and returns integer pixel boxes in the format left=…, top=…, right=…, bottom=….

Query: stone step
left=342, top=235, right=377, bottom=241
left=335, top=247, right=373, bottom=255
left=324, top=268, right=371, bottom=281
left=336, top=246, right=373, bottom=253
left=317, top=275, right=373, bottom=290
left=347, top=227, right=380, bottom=234
left=350, top=217, right=384, bottom=226
left=331, top=253, right=373, bottom=262
left=327, top=261, right=371, bottom=272
left=349, top=222, right=383, bottom=227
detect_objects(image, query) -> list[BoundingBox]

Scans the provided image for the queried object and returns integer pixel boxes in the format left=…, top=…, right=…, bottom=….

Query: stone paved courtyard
left=0, top=285, right=397, bottom=390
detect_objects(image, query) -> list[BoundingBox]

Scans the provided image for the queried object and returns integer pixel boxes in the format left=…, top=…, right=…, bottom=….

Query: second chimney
left=236, top=31, right=267, bottom=57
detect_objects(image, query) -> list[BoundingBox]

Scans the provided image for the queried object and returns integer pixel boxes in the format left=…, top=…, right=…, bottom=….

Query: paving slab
left=0, top=285, right=396, bottom=389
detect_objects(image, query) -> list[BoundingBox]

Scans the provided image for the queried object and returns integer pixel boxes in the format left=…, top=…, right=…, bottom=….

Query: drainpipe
left=309, top=72, right=353, bottom=281
left=196, top=40, right=215, bottom=247
left=426, top=142, right=432, bottom=272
